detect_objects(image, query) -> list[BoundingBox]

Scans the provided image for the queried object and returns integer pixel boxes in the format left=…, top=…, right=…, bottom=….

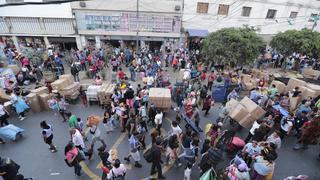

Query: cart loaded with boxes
left=148, top=88, right=172, bottom=112
left=86, top=84, right=116, bottom=106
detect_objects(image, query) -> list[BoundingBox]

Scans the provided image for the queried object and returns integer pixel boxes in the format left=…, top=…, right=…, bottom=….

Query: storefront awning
left=186, top=29, right=209, bottom=37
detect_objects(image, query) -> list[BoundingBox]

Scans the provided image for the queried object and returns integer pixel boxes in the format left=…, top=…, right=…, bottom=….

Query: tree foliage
left=270, top=28, right=320, bottom=58
left=201, top=27, right=264, bottom=66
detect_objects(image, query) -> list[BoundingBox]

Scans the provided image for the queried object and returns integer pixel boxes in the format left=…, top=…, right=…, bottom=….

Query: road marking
left=141, top=163, right=174, bottom=180
left=79, top=161, right=101, bottom=180
left=96, top=132, right=128, bottom=169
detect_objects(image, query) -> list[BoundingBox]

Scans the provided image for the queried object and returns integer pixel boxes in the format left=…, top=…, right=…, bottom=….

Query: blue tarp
left=187, top=29, right=209, bottom=37
left=272, top=104, right=289, bottom=117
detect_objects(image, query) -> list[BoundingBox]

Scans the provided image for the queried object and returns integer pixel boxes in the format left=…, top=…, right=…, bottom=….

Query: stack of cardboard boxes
left=270, top=80, right=286, bottom=94
left=149, top=88, right=171, bottom=112
left=302, top=68, right=320, bottom=80
left=51, top=75, right=80, bottom=99
left=27, top=86, right=50, bottom=113
left=228, top=96, right=266, bottom=128
left=97, top=84, right=116, bottom=105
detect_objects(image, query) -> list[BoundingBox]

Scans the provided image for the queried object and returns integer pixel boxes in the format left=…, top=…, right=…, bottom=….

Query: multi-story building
left=71, top=0, right=183, bottom=51
left=183, top=0, right=320, bottom=42
left=0, top=0, right=77, bottom=52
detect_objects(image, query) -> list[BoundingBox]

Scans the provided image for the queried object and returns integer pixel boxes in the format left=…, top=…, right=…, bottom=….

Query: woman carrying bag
left=64, top=142, right=83, bottom=177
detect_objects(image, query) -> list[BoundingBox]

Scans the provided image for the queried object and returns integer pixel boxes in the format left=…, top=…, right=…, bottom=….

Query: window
left=197, top=2, right=209, bottom=14
left=266, top=9, right=277, bottom=19
left=6, top=0, right=23, bottom=3
left=218, top=4, right=229, bottom=15
left=309, top=13, right=318, bottom=22
left=289, top=12, right=298, bottom=19
left=241, top=6, right=252, bottom=17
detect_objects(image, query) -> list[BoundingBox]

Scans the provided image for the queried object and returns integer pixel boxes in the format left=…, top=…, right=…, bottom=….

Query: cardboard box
left=286, top=78, right=306, bottom=92
left=43, top=71, right=55, bottom=82
left=39, top=93, right=51, bottom=111
left=26, top=93, right=41, bottom=113
left=244, top=82, right=255, bottom=90
left=299, top=86, right=317, bottom=99
left=238, top=114, right=256, bottom=129
left=241, top=74, right=252, bottom=83
left=270, top=80, right=286, bottom=94
left=229, top=104, right=249, bottom=121
left=59, top=74, right=74, bottom=84
left=31, top=86, right=49, bottom=95
left=87, top=115, right=101, bottom=126
left=51, top=79, right=68, bottom=91
left=60, top=82, right=80, bottom=96
left=302, top=68, right=320, bottom=80
left=149, top=88, right=171, bottom=109
left=306, top=83, right=320, bottom=97
left=290, top=96, right=301, bottom=111
left=240, top=97, right=266, bottom=120
left=226, top=99, right=238, bottom=111
left=0, top=89, right=10, bottom=103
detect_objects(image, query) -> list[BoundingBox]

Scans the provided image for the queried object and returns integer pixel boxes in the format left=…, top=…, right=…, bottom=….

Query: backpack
left=143, top=147, right=153, bottom=163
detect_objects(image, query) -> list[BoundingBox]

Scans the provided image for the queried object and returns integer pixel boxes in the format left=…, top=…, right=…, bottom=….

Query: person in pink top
left=21, top=57, right=31, bottom=70
left=64, top=142, right=83, bottom=177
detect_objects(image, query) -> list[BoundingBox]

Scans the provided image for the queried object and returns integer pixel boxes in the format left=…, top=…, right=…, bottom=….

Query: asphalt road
left=1, top=65, right=320, bottom=180
left=1, top=102, right=320, bottom=180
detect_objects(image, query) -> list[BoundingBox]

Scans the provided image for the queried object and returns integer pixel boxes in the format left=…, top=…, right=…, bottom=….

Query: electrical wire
left=0, top=0, right=88, bottom=8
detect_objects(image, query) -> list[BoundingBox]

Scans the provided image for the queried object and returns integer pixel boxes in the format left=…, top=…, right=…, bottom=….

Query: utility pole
left=136, top=0, right=139, bottom=54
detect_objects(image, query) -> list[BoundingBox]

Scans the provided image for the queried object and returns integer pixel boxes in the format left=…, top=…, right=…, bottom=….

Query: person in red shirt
left=207, top=71, right=216, bottom=91
left=200, top=71, right=206, bottom=81
left=117, top=68, right=126, bottom=80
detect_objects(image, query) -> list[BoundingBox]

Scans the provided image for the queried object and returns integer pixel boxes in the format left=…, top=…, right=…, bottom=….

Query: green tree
left=270, top=28, right=320, bottom=58
left=201, top=27, right=264, bottom=66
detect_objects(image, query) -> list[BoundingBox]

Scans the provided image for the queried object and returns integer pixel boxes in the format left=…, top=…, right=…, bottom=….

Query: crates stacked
left=97, top=84, right=116, bottom=105
left=149, top=88, right=171, bottom=112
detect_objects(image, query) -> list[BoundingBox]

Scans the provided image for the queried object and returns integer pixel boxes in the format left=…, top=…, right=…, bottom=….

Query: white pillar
left=43, top=36, right=50, bottom=48
left=95, top=36, right=101, bottom=49
left=11, top=36, right=20, bottom=52
left=80, top=36, right=87, bottom=48
left=76, top=36, right=83, bottom=50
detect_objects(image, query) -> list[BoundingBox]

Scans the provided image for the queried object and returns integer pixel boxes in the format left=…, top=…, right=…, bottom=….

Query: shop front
left=74, top=10, right=181, bottom=51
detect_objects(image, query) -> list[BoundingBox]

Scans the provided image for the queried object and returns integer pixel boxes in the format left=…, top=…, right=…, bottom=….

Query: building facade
left=0, top=0, right=77, bottom=52
left=71, top=0, right=183, bottom=51
left=183, top=0, right=320, bottom=42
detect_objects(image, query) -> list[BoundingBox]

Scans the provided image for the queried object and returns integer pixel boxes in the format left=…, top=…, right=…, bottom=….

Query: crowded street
left=1, top=0, right=320, bottom=180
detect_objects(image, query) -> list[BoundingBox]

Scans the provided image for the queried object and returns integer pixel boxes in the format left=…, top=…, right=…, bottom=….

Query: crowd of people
left=0, top=43, right=320, bottom=180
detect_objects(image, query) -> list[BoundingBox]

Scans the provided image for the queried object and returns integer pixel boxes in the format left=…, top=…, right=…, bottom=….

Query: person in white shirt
left=245, top=119, right=262, bottom=143
left=70, top=128, right=92, bottom=160
left=87, top=124, right=106, bottom=151
left=107, top=159, right=127, bottom=179
left=0, top=103, right=9, bottom=127
left=171, top=121, right=182, bottom=137
left=147, top=76, right=154, bottom=88
left=154, top=110, right=163, bottom=135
